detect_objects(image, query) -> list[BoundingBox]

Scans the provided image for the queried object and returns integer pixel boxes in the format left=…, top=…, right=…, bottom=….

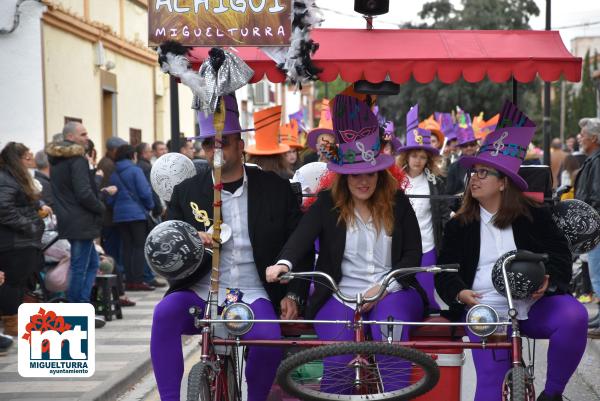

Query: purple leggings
left=150, top=290, right=282, bottom=401
left=314, top=289, right=424, bottom=393
left=467, top=294, right=587, bottom=401
left=416, top=248, right=440, bottom=310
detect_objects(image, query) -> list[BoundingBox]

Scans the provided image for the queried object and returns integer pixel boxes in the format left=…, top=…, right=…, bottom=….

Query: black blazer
left=280, top=190, right=424, bottom=319
left=166, top=166, right=312, bottom=306
left=427, top=177, right=451, bottom=253
left=435, top=205, right=572, bottom=320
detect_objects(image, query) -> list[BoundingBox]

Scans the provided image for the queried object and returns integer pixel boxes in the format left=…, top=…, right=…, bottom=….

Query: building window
left=130, top=128, right=142, bottom=147
left=64, top=116, right=82, bottom=124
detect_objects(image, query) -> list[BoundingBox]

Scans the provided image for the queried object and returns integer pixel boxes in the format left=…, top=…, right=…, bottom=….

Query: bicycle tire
left=187, top=355, right=241, bottom=401
left=276, top=342, right=440, bottom=401
left=187, top=362, right=212, bottom=401
left=503, top=365, right=534, bottom=401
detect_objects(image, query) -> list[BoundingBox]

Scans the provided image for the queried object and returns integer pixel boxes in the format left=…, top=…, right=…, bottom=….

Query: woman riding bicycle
left=267, top=94, right=426, bottom=393
left=434, top=103, right=587, bottom=401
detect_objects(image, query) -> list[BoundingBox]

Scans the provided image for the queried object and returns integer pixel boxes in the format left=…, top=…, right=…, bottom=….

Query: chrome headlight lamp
left=466, top=304, right=499, bottom=338
left=221, top=302, right=254, bottom=337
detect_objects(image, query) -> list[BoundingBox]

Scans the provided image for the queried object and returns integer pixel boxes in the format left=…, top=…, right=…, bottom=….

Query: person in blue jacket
left=107, top=145, right=154, bottom=291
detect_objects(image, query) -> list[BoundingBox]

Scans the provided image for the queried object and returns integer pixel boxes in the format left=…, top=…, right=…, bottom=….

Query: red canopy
left=188, top=29, right=581, bottom=84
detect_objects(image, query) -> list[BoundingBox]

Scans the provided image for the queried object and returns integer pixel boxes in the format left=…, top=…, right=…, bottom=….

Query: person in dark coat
left=135, top=142, right=165, bottom=288
left=107, top=145, right=154, bottom=291
left=445, top=117, right=479, bottom=197
left=574, top=117, right=600, bottom=336
left=47, top=122, right=105, bottom=304
left=0, top=142, right=47, bottom=336
left=34, top=150, right=54, bottom=208
left=150, top=94, right=311, bottom=401
left=396, top=104, right=451, bottom=311
left=435, top=105, right=586, bottom=401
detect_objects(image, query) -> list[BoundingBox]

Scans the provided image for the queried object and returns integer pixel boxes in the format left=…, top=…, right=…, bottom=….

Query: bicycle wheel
left=187, top=362, right=211, bottom=401
left=502, top=365, right=535, bottom=401
left=276, top=342, right=439, bottom=401
left=187, top=355, right=241, bottom=401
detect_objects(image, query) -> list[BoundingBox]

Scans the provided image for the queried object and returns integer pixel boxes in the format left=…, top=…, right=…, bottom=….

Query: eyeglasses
left=468, top=168, right=502, bottom=180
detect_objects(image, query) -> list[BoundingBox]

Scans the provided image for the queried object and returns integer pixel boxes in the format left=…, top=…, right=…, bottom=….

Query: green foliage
left=376, top=0, right=541, bottom=135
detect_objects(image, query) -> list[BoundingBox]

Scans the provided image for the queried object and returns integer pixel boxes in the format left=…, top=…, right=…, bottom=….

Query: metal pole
left=560, top=80, right=566, bottom=143
left=543, top=0, right=552, bottom=165
left=512, top=77, right=518, bottom=106
left=169, top=75, right=180, bottom=153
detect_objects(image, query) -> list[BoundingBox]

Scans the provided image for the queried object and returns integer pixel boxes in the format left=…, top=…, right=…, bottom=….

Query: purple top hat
left=324, top=95, right=395, bottom=174
left=436, top=112, right=458, bottom=142
left=196, top=95, right=252, bottom=139
left=399, top=105, right=439, bottom=155
left=456, top=108, right=477, bottom=146
left=460, top=101, right=536, bottom=191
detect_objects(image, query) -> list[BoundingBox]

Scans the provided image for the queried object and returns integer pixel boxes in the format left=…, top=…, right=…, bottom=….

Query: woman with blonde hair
left=267, top=95, right=425, bottom=393
left=397, top=105, right=450, bottom=311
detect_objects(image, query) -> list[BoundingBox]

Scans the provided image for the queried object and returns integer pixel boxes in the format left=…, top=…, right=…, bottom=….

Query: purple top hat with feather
left=460, top=101, right=536, bottom=191
left=324, top=95, right=395, bottom=174
left=399, top=105, right=439, bottom=155
left=436, top=112, right=458, bottom=142
left=196, top=95, right=253, bottom=139
left=455, top=108, right=477, bottom=146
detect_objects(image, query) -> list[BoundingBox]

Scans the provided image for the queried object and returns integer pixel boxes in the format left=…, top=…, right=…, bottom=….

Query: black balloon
left=552, top=199, right=600, bottom=255
left=492, top=250, right=546, bottom=300
left=144, top=220, right=205, bottom=281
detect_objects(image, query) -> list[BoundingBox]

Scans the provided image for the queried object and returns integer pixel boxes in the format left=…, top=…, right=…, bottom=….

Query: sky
left=318, top=0, right=600, bottom=52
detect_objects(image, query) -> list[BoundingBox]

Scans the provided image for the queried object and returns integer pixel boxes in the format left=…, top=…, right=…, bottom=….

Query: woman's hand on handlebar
left=457, top=289, right=482, bottom=307
left=361, top=285, right=388, bottom=313
left=266, top=264, right=290, bottom=283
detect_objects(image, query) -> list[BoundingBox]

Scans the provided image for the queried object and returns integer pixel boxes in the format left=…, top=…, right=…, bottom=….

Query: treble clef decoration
left=356, top=141, right=376, bottom=166
left=491, top=131, right=509, bottom=157
left=413, top=129, right=423, bottom=145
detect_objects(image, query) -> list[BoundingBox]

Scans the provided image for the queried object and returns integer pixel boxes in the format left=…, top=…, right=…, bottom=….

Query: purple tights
left=313, top=289, right=424, bottom=393
left=416, top=249, right=440, bottom=310
left=467, top=294, right=587, bottom=401
left=150, top=290, right=282, bottom=401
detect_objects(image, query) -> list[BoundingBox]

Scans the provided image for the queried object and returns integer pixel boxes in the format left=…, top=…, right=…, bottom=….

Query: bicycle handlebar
left=280, top=264, right=459, bottom=305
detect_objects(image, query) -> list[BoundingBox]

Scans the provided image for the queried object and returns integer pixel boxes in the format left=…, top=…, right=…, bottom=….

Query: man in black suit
left=150, top=95, right=311, bottom=401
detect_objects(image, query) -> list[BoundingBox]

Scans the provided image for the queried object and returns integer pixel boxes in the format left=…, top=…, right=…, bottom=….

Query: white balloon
left=151, top=153, right=196, bottom=201
left=292, top=162, right=327, bottom=194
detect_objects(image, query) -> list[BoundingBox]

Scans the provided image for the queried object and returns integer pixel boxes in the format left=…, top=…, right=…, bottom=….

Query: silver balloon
left=150, top=153, right=196, bottom=202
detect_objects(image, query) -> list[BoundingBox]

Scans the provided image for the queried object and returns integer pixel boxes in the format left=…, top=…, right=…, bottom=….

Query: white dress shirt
left=191, top=170, right=268, bottom=304
left=404, top=173, right=434, bottom=253
left=333, top=212, right=401, bottom=303
left=472, top=206, right=535, bottom=320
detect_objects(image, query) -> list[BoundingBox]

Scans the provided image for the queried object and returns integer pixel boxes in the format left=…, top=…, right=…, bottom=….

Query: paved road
left=0, top=287, right=166, bottom=401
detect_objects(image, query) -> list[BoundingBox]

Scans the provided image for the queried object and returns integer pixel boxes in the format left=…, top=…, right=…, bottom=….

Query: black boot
left=537, top=391, right=563, bottom=401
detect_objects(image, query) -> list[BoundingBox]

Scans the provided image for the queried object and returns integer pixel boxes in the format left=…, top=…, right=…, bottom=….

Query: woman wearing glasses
left=267, top=95, right=424, bottom=393
left=434, top=104, right=587, bottom=401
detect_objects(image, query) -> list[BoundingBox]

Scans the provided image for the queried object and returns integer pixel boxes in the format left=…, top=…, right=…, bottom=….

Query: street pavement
left=2, top=293, right=600, bottom=401
left=0, top=288, right=166, bottom=401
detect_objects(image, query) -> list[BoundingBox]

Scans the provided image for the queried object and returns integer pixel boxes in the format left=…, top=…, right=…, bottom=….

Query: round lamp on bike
left=491, top=250, right=546, bottom=300
left=144, top=220, right=205, bottom=280
left=222, top=302, right=254, bottom=337
left=466, top=304, right=499, bottom=338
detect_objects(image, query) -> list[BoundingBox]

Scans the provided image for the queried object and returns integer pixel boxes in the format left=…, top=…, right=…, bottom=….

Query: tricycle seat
left=410, top=315, right=466, bottom=340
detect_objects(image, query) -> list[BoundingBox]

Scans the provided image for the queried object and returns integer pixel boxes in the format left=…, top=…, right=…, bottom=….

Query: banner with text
left=149, top=0, right=292, bottom=47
